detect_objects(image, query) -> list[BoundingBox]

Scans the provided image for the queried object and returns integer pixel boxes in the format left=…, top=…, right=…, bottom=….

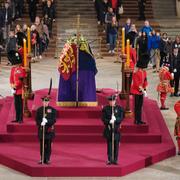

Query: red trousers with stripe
left=160, top=92, right=167, bottom=108
left=177, top=138, right=180, bottom=152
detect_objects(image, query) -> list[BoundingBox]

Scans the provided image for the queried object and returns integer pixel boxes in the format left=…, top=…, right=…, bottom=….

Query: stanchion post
left=23, top=67, right=31, bottom=117
left=124, top=68, right=133, bottom=118
left=114, top=39, right=120, bottom=63
left=96, top=36, right=103, bottom=59
left=119, top=55, right=127, bottom=99
left=27, top=55, right=34, bottom=99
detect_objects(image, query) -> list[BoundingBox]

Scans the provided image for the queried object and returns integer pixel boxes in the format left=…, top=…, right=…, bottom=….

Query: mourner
left=138, top=0, right=146, bottom=20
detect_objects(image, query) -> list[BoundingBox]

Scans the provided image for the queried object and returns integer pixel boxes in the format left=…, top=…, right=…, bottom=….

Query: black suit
left=170, top=53, right=180, bottom=95
left=116, top=0, right=123, bottom=20
left=35, top=106, right=56, bottom=163
left=1, top=7, right=12, bottom=40
left=1, top=7, right=12, bottom=25
left=102, top=105, right=124, bottom=163
left=15, top=0, right=24, bottom=18
left=138, top=0, right=146, bottom=20
left=27, top=0, right=39, bottom=22
left=43, top=5, right=55, bottom=37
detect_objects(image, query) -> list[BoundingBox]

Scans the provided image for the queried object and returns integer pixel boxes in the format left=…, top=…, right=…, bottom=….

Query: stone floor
left=0, top=56, right=179, bottom=180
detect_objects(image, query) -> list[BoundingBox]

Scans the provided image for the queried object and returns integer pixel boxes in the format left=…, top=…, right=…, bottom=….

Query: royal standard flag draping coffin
left=57, top=35, right=98, bottom=106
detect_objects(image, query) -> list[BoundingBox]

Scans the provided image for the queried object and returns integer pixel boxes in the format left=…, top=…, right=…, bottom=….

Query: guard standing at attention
left=102, top=95, right=124, bottom=165
left=35, top=96, right=57, bottom=164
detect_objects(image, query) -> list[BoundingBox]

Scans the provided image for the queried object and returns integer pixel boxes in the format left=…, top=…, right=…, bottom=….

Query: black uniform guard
left=102, top=95, right=124, bottom=165
left=35, top=96, right=56, bottom=164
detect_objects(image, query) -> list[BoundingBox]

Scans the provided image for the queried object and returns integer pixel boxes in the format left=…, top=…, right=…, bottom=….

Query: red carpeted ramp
left=0, top=89, right=176, bottom=177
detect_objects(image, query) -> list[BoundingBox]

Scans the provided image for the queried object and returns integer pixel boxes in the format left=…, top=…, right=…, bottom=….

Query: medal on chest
left=47, top=109, right=52, bottom=113
left=16, top=69, right=21, bottom=74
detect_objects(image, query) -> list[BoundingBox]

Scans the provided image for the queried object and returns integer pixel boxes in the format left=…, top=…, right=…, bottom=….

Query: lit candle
left=27, top=27, right=31, bottom=54
left=23, top=39, right=27, bottom=67
left=126, top=39, right=130, bottom=68
left=122, top=27, right=125, bottom=54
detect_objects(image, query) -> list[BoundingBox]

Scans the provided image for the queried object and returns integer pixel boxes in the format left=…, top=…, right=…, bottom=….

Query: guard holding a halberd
left=102, top=95, right=124, bottom=165
left=35, top=96, right=57, bottom=164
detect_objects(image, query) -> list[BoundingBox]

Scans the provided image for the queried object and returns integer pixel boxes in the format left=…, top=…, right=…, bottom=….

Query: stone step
left=152, top=0, right=176, bottom=17
left=153, top=1, right=175, bottom=5
left=58, top=0, right=152, bottom=4
left=159, top=26, right=180, bottom=29
left=55, top=0, right=155, bottom=58
left=58, top=15, right=97, bottom=18
left=152, top=0, right=178, bottom=40
left=58, top=31, right=97, bottom=34
left=57, top=15, right=153, bottom=19
left=57, top=25, right=98, bottom=28
left=58, top=5, right=153, bottom=9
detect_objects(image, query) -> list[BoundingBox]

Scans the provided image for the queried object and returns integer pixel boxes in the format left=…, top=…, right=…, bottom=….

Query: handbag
left=118, top=6, right=124, bottom=15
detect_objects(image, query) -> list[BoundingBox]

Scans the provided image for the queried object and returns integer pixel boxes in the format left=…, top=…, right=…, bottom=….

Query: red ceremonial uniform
left=157, top=66, right=173, bottom=109
left=10, top=65, right=26, bottom=123
left=174, top=100, right=180, bottom=155
left=130, top=47, right=137, bottom=70
left=124, top=47, right=137, bottom=92
left=111, top=0, right=117, bottom=9
left=157, top=67, right=173, bottom=93
left=174, top=100, right=180, bottom=117
left=131, top=69, right=148, bottom=95
left=10, top=66, right=26, bottom=95
left=131, top=68, right=148, bottom=124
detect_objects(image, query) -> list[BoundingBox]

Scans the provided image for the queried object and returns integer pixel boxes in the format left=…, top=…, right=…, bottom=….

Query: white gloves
left=111, top=115, right=116, bottom=121
left=143, top=90, right=148, bottom=97
left=11, top=88, right=16, bottom=95
left=171, top=73, right=174, bottom=79
left=43, top=118, right=48, bottom=123
left=41, top=118, right=48, bottom=126
left=173, top=69, right=177, bottom=73
left=110, top=115, right=116, bottom=124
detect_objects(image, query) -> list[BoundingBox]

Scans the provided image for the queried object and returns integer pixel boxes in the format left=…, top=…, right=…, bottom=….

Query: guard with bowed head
left=35, top=95, right=57, bottom=164
left=101, top=94, right=124, bottom=165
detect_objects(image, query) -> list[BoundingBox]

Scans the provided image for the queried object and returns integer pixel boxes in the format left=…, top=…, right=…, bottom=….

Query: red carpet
left=0, top=89, right=176, bottom=176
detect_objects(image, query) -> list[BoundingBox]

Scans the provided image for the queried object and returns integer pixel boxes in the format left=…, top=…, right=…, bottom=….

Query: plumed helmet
left=136, top=57, right=149, bottom=69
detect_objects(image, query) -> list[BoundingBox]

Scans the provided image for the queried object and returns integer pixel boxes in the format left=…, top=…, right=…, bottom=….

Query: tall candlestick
left=126, top=39, right=130, bottom=68
left=122, top=27, right=125, bottom=54
left=23, top=39, right=27, bottom=67
left=27, top=27, right=31, bottom=54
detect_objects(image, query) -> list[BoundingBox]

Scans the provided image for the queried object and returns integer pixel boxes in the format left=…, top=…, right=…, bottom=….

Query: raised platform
left=0, top=89, right=176, bottom=177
